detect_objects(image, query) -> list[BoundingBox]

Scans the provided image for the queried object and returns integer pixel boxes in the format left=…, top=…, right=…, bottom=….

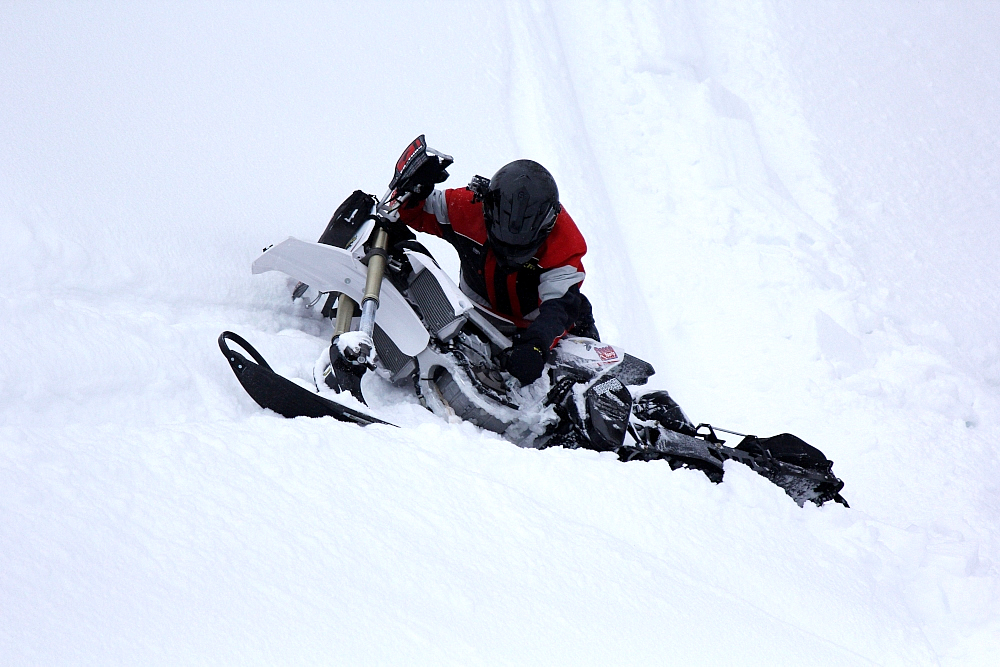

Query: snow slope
left=2, top=1, right=998, bottom=664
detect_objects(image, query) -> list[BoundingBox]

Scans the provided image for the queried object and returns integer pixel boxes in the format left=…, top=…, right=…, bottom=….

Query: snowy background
left=2, top=1, right=999, bottom=664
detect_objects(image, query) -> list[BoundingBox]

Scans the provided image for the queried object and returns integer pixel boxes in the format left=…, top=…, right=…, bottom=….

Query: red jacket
left=398, top=187, right=589, bottom=348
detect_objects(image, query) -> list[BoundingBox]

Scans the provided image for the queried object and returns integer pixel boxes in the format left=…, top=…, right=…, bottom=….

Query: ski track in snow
left=2, top=2, right=999, bottom=665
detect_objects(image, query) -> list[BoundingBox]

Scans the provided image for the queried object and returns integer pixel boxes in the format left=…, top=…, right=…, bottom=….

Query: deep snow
left=2, top=1, right=999, bottom=665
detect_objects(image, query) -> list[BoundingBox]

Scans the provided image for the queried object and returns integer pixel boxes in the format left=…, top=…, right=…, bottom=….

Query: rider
left=392, top=159, right=599, bottom=386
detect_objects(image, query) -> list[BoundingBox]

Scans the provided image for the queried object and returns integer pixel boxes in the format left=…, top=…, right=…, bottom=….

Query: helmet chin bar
left=488, top=235, right=544, bottom=267
left=487, top=204, right=558, bottom=266
left=497, top=249, right=540, bottom=267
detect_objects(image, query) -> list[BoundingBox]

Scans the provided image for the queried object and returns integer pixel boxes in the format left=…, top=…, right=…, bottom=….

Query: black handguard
left=390, top=135, right=453, bottom=207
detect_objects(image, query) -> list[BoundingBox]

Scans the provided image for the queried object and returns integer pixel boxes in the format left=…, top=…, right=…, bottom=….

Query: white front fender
left=253, top=237, right=430, bottom=357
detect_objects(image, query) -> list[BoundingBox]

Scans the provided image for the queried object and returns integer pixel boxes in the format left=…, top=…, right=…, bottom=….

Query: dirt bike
left=219, top=135, right=847, bottom=507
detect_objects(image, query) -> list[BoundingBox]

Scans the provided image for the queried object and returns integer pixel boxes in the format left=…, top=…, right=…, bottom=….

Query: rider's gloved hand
left=504, top=334, right=548, bottom=386
left=400, top=182, right=434, bottom=208
left=395, top=160, right=450, bottom=208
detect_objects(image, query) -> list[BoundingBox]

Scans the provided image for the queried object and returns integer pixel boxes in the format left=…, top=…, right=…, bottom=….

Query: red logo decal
left=396, top=136, right=424, bottom=174
left=596, top=345, right=618, bottom=361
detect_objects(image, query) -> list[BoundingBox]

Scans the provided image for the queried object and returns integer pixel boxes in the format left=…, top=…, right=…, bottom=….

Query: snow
left=2, top=1, right=998, bottom=664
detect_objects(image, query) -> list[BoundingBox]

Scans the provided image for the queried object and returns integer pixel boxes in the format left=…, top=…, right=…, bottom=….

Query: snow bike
left=220, top=135, right=847, bottom=507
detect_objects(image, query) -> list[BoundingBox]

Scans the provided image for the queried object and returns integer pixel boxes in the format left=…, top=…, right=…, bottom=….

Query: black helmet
left=483, top=160, right=561, bottom=266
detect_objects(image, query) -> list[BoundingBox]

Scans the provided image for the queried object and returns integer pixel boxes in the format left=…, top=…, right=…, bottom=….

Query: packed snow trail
left=2, top=2, right=999, bottom=665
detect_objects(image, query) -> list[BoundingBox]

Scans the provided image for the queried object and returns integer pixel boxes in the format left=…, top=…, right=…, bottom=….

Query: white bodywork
left=252, top=237, right=430, bottom=356
left=551, top=337, right=626, bottom=375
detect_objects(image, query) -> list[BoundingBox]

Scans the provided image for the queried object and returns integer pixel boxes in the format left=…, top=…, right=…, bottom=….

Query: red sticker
left=396, top=136, right=425, bottom=174
left=596, top=345, right=618, bottom=361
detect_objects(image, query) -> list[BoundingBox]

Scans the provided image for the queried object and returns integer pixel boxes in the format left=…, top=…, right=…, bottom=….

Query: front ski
left=219, top=331, right=393, bottom=427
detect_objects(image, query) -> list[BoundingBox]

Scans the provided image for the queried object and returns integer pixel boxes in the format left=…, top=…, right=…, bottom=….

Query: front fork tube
left=334, top=293, right=354, bottom=338
left=356, top=227, right=389, bottom=362
left=332, top=226, right=388, bottom=365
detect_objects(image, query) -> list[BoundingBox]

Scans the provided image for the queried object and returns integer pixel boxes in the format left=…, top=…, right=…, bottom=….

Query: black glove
left=504, top=338, right=547, bottom=386
left=397, top=160, right=451, bottom=208
left=401, top=182, right=435, bottom=208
